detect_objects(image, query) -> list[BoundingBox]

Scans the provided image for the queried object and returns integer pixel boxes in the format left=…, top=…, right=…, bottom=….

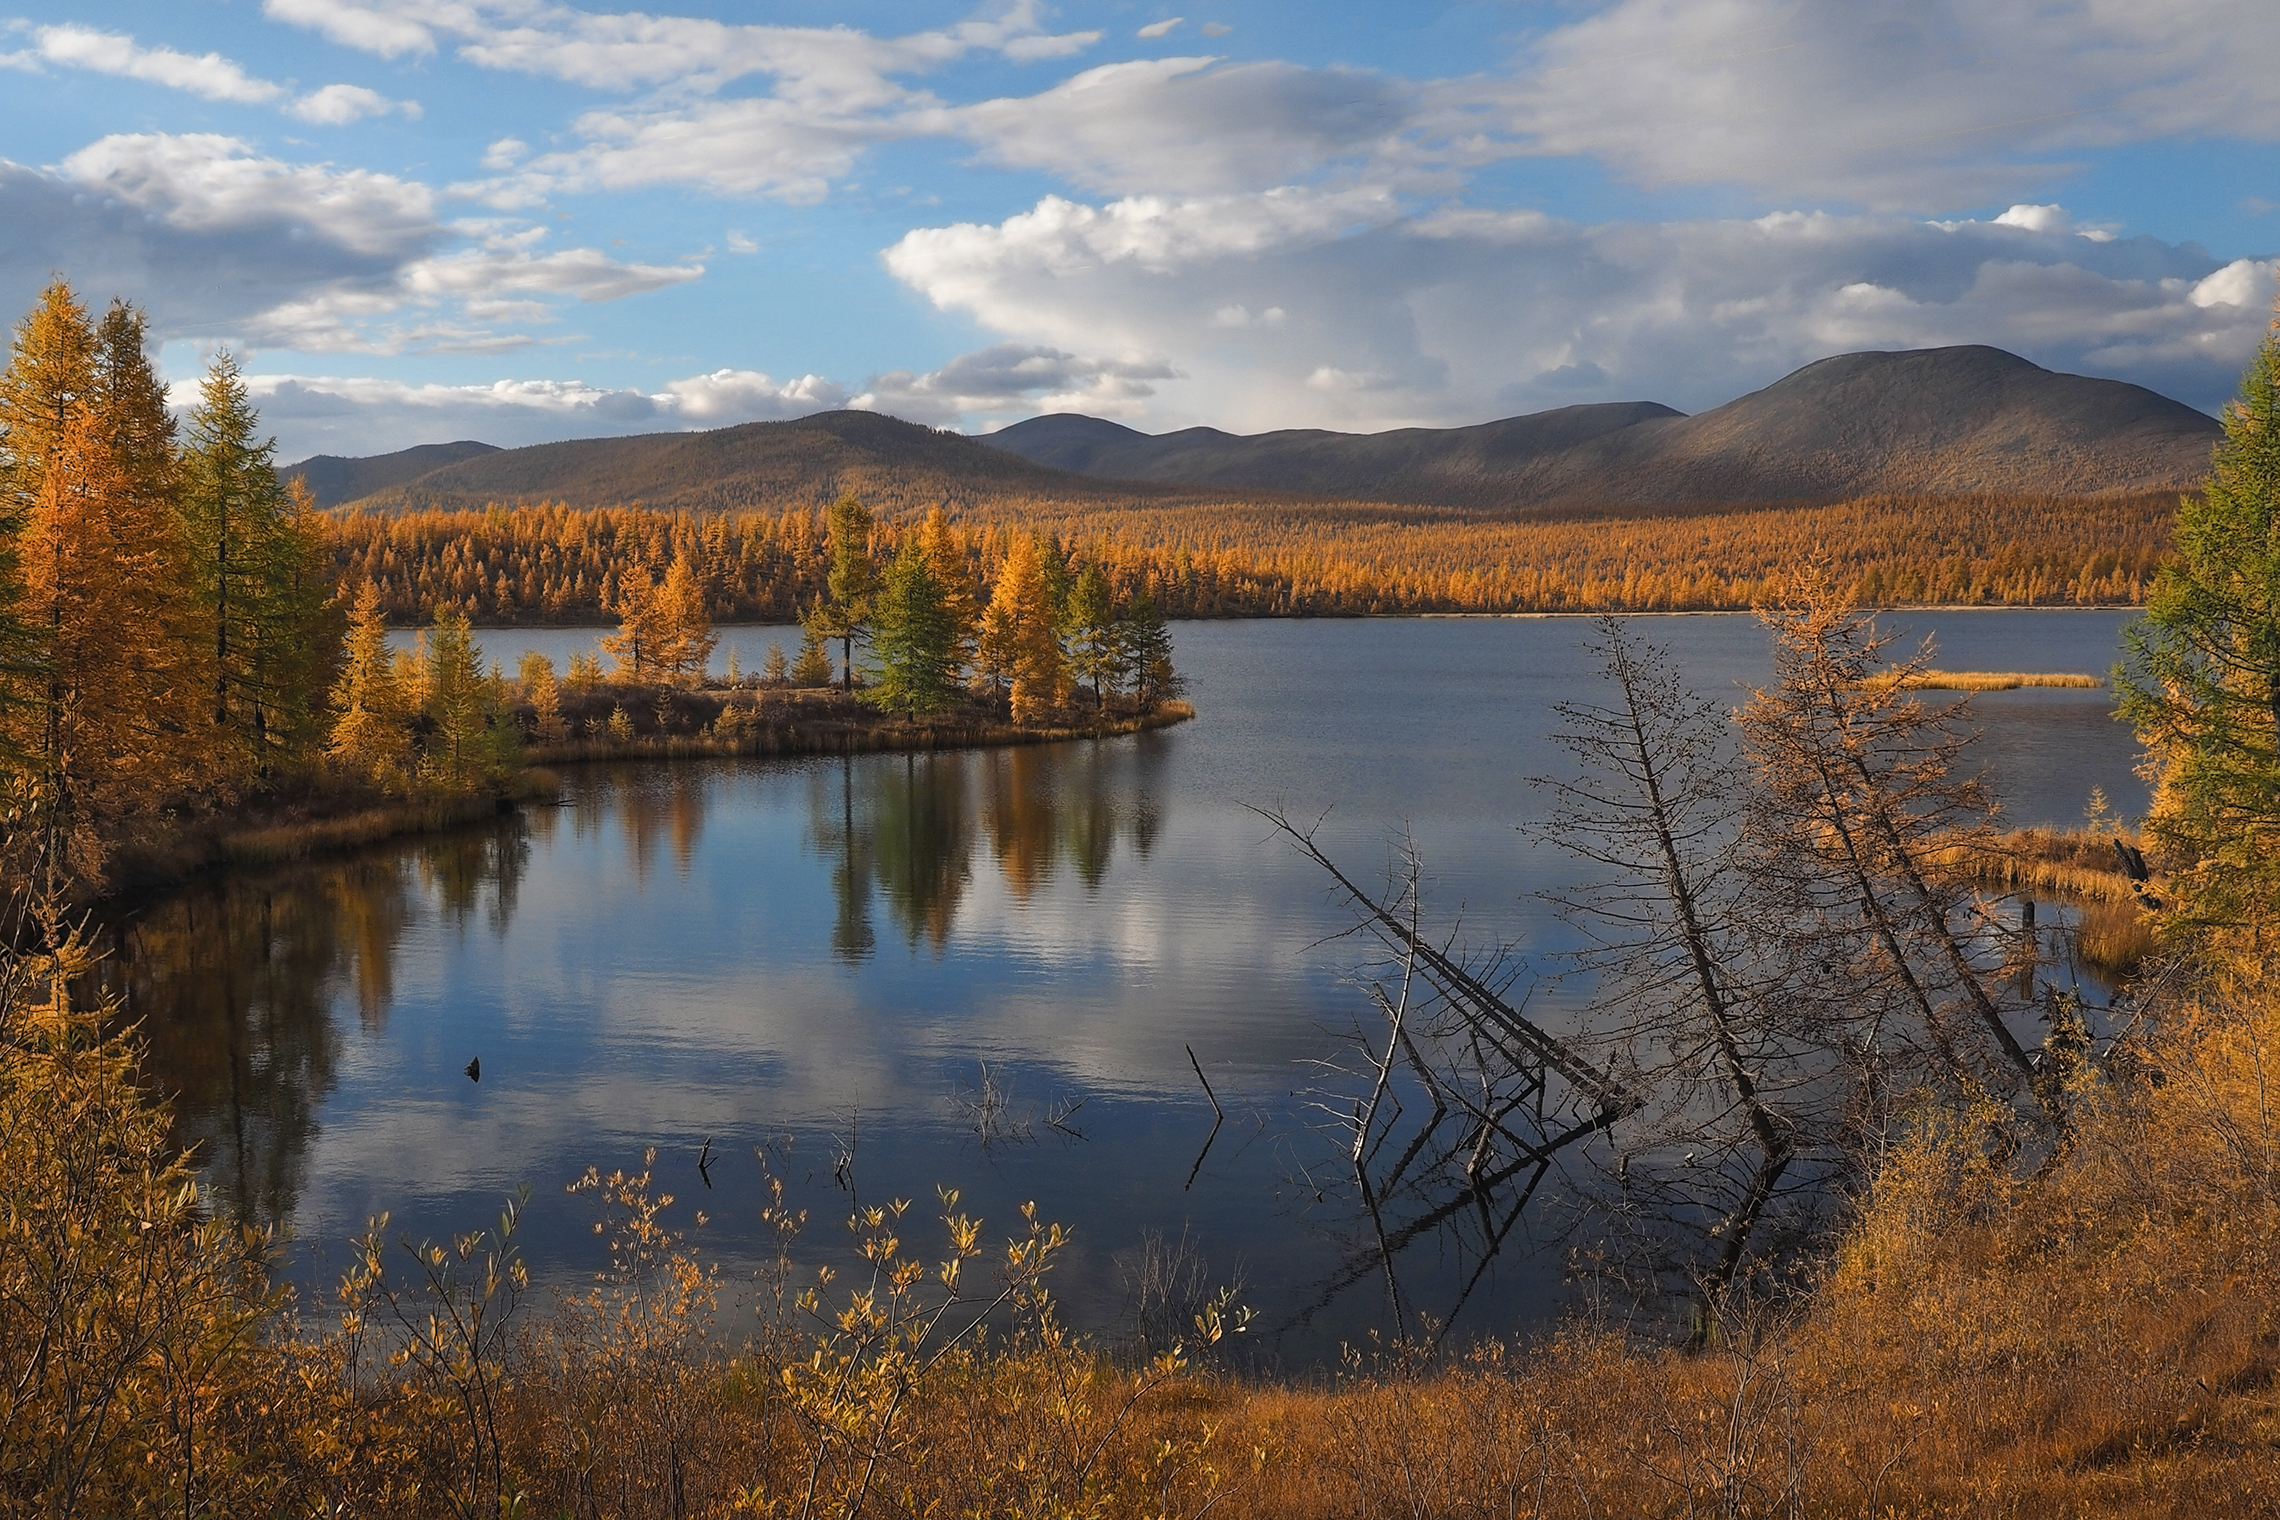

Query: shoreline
left=100, top=700, right=1195, bottom=904
left=424, top=604, right=2146, bottom=634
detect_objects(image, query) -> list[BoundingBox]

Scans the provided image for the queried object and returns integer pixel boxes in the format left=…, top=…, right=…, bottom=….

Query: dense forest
left=332, top=487, right=2171, bottom=625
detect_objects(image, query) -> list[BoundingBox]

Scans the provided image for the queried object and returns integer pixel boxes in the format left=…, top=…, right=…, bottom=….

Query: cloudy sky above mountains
left=4, top=0, right=2277, bottom=459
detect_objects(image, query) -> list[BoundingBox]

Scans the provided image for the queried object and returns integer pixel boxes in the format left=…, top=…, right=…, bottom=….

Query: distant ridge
left=323, top=410, right=1183, bottom=515
left=306, top=346, right=2220, bottom=518
left=282, top=440, right=501, bottom=508
left=989, top=401, right=1682, bottom=509
left=987, top=347, right=2219, bottom=507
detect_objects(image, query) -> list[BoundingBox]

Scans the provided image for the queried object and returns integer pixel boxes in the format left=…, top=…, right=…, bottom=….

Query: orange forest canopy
left=327, top=490, right=2172, bottom=625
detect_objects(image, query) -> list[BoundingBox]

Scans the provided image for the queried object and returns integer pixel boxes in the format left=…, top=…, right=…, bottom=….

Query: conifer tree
left=178, top=352, right=332, bottom=779
left=520, top=653, right=568, bottom=744
left=763, top=641, right=789, bottom=686
left=977, top=534, right=1068, bottom=723
left=868, top=534, right=959, bottom=714
left=0, top=281, right=95, bottom=764
left=601, top=563, right=665, bottom=682
left=10, top=412, right=170, bottom=879
left=2119, top=304, right=2280, bottom=932
left=0, top=279, right=94, bottom=522
left=419, top=609, right=519, bottom=792
left=814, top=493, right=875, bottom=689
left=1064, top=561, right=1121, bottom=711
left=1120, top=584, right=1181, bottom=706
left=328, top=581, right=412, bottom=792
left=917, top=506, right=979, bottom=670
left=650, top=555, right=717, bottom=685
left=790, top=628, right=834, bottom=687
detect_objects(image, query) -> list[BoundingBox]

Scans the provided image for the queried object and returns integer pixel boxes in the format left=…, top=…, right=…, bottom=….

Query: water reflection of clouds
left=123, top=614, right=2154, bottom=1353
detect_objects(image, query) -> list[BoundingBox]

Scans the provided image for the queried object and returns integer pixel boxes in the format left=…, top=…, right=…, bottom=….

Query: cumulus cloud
left=948, top=57, right=1415, bottom=196
left=0, top=134, right=696, bottom=358
left=1489, top=0, right=2280, bottom=208
left=230, top=366, right=852, bottom=456
left=31, top=24, right=285, bottom=103
left=287, top=83, right=422, bottom=124
left=22, top=24, right=421, bottom=125
left=856, top=342, right=1179, bottom=425
left=887, top=188, right=2280, bottom=432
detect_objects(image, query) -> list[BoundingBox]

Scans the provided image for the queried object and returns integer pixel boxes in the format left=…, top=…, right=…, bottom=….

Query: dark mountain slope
left=1510, top=346, right=2219, bottom=504
left=989, top=401, right=1682, bottom=508
left=988, top=347, right=2218, bottom=507
left=281, top=440, right=500, bottom=507
left=333, top=410, right=1182, bottom=514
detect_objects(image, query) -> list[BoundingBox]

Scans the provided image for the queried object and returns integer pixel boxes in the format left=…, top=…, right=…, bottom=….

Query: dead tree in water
left=1262, top=809, right=1636, bottom=1341
left=1531, top=618, right=1826, bottom=1303
left=1738, top=586, right=2063, bottom=1133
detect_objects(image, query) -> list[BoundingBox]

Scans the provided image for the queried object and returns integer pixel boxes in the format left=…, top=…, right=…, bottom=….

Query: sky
left=3, top=1, right=2277, bottom=463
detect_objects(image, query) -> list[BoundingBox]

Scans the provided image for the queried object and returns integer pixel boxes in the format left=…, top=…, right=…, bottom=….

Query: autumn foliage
left=328, top=488, right=2170, bottom=626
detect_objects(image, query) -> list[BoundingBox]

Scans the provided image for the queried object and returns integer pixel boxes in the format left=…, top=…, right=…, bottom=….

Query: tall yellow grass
left=1881, top=669, right=2106, bottom=690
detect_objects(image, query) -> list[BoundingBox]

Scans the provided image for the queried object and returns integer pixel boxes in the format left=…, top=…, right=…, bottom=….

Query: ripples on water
left=113, top=612, right=2148, bottom=1364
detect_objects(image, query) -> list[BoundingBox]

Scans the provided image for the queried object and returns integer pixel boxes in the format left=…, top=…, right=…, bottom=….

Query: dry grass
left=1931, top=824, right=2147, bottom=905
left=15, top=937, right=2280, bottom=1515
left=1877, top=668, right=2107, bottom=690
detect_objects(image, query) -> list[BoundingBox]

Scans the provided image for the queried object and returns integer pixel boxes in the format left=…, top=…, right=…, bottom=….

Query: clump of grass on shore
left=1867, top=669, right=2106, bottom=691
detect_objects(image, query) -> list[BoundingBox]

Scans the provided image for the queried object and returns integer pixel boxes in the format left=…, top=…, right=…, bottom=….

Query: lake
left=111, top=611, right=2147, bottom=1366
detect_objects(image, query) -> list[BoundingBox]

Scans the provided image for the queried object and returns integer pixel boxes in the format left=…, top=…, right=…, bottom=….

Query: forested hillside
left=332, top=488, right=2172, bottom=625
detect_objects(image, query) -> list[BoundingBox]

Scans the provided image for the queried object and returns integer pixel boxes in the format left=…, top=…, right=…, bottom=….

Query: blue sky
left=3, top=0, right=2276, bottom=461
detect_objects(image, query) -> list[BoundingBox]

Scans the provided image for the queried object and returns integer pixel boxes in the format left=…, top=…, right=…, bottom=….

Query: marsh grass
left=1866, top=669, right=2106, bottom=691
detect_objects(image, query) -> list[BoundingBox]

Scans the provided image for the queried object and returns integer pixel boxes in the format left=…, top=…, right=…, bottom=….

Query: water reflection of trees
left=809, top=739, right=1170, bottom=959
left=100, top=817, right=533, bottom=1230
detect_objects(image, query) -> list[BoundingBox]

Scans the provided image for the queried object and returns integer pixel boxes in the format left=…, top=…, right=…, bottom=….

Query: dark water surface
left=118, top=612, right=2145, bottom=1364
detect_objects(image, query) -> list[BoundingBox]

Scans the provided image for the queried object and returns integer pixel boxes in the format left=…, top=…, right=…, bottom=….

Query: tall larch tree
left=976, top=534, right=1068, bottom=724
left=178, top=352, right=332, bottom=782
left=2119, top=299, right=2280, bottom=934
left=917, top=506, right=979, bottom=671
left=1064, top=561, right=1121, bottom=711
left=868, top=533, right=958, bottom=714
left=328, top=581, right=412, bottom=793
left=602, top=562, right=666, bottom=681
left=650, top=555, right=717, bottom=685
left=815, top=493, right=875, bottom=689
left=0, top=280, right=95, bottom=771
left=90, top=300, right=200, bottom=778
left=10, top=412, right=168, bottom=882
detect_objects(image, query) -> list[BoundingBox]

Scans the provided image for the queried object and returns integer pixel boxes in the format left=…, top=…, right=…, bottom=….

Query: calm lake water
left=115, top=612, right=2145, bottom=1365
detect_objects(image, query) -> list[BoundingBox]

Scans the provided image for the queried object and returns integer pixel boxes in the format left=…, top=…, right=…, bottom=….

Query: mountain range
left=288, top=346, right=2220, bottom=516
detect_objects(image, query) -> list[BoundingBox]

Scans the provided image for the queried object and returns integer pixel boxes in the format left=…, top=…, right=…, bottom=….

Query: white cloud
left=287, top=82, right=423, bottom=124
left=2, top=134, right=698, bottom=360
left=261, top=0, right=438, bottom=59
left=1137, top=19, right=1183, bottom=40
left=948, top=57, right=1415, bottom=196
left=223, top=366, right=850, bottom=457
left=856, top=342, right=1179, bottom=426
left=886, top=189, right=2280, bottom=432
left=33, top=23, right=285, bottom=104
left=1490, top=0, right=2280, bottom=208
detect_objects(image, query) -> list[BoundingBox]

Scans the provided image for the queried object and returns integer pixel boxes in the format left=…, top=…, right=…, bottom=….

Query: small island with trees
left=0, top=277, right=1190, bottom=901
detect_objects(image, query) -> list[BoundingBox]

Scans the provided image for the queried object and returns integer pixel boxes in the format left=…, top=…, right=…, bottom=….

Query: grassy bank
left=1932, top=824, right=2163, bottom=974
